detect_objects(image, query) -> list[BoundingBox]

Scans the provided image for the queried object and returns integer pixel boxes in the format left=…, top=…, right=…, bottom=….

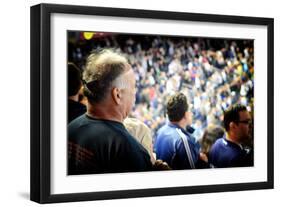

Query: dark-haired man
left=68, top=49, right=152, bottom=174
left=155, top=93, right=205, bottom=169
left=209, top=104, right=253, bottom=168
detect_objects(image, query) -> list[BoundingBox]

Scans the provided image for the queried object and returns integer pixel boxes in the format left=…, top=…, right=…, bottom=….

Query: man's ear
left=185, top=111, right=192, bottom=121
left=184, top=111, right=189, bottom=120
left=112, top=87, right=122, bottom=105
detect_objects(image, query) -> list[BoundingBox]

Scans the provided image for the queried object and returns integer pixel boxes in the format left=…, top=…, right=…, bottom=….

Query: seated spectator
left=155, top=92, right=207, bottom=170
left=209, top=104, right=253, bottom=168
left=68, top=49, right=152, bottom=174
left=68, top=62, right=86, bottom=123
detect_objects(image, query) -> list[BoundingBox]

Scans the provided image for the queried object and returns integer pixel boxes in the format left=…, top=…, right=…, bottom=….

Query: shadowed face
left=235, top=110, right=252, bottom=142
left=184, top=111, right=193, bottom=127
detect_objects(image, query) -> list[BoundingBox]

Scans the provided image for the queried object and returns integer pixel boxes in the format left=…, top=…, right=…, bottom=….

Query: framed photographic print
left=30, top=3, right=274, bottom=203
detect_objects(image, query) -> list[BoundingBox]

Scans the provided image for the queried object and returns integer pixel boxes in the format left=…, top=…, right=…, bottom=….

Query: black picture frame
left=30, top=3, right=274, bottom=204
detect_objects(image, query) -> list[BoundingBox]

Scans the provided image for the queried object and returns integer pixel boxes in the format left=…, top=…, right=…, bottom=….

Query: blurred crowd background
left=68, top=31, right=254, bottom=146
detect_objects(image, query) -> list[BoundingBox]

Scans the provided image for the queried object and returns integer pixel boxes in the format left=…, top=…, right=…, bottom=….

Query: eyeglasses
left=236, top=120, right=252, bottom=125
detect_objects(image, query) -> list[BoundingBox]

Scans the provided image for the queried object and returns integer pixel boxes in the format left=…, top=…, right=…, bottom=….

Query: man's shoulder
left=68, top=114, right=87, bottom=128
left=69, top=116, right=125, bottom=137
left=213, top=138, right=242, bottom=152
left=209, top=138, right=226, bottom=153
left=210, top=138, right=241, bottom=157
left=214, top=137, right=225, bottom=144
left=157, top=124, right=177, bottom=136
left=175, top=129, right=200, bottom=151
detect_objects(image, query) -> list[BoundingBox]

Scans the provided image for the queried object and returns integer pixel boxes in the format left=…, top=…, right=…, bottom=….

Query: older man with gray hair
left=68, top=49, right=152, bottom=174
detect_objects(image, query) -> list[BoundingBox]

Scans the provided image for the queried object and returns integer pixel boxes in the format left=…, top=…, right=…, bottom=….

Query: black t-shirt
left=68, top=99, right=86, bottom=124
left=68, top=114, right=152, bottom=175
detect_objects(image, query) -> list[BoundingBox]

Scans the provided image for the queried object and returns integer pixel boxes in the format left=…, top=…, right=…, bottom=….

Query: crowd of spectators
left=68, top=32, right=254, bottom=145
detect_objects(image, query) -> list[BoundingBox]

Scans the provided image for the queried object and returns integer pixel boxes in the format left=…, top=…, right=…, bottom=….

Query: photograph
left=30, top=3, right=273, bottom=203
left=67, top=31, right=254, bottom=175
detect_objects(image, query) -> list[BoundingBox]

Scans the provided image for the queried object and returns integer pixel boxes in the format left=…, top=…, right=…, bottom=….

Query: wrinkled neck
left=87, top=101, right=124, bottom=123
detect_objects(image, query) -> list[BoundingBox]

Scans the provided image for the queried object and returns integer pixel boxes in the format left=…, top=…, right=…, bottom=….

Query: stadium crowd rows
left=68, top=32, right=254, bottom=144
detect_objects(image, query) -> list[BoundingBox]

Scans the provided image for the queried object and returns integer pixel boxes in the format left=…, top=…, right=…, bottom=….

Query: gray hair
left=112, top=72, right=131, bottom=89
left=83, top=49, right=130, bottom=103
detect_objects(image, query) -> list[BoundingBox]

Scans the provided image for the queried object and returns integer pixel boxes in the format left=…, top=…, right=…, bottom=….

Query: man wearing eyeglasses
left=209, top=104, right=253, bottom=168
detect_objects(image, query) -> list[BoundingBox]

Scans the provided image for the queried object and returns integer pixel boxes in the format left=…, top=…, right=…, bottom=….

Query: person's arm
left=123, top=139, right=153, bottom=172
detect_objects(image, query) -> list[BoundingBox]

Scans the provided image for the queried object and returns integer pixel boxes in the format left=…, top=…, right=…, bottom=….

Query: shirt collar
left=223, top=135, right=243, bottom=150
left=168, top=122, right=189, bottom=135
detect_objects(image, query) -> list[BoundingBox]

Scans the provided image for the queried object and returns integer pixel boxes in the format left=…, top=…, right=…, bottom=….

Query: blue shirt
left=209, top=137, right=253, bottom=168
left=155, top=123, right=200, bottom=169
